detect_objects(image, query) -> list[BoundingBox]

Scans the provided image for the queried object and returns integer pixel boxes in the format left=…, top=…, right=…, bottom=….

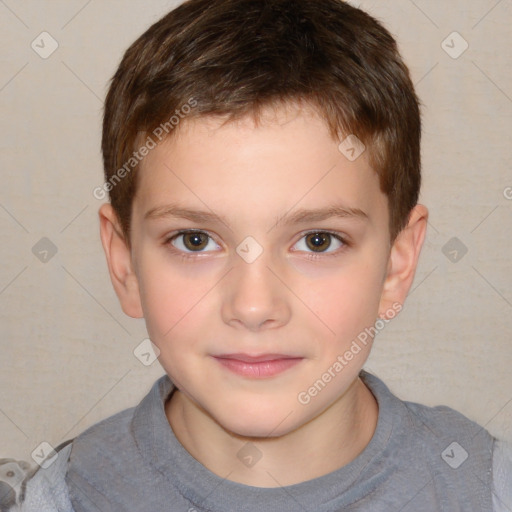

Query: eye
left=292, top=231, right=345, bottom=254
left=169, top=231, right=220, bottom=253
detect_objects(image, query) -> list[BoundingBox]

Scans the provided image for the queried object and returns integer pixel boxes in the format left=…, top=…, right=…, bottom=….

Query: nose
left=221, top=253, right=292, bottom=332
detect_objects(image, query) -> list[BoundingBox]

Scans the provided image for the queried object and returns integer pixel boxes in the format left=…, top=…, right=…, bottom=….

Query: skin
left=99, top=103, right=428, bottom=487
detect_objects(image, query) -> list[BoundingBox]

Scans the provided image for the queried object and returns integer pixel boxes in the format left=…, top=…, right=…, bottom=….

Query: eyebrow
left=144, top=202, right=368, bottom=228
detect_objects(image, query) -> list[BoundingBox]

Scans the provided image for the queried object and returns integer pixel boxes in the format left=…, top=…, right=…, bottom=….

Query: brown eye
left=182, top=232, right=210, bottom=251
left=292, top=231, right=345, bottom=255
left=169, top=231, right=220, bottom=254
left=305, top=232, right=332, bottom=252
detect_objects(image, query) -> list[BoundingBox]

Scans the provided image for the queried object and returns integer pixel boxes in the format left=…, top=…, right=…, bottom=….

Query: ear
left=98, top=204, right=144, bottom=319
left=378, top=204, right=428, bottom=318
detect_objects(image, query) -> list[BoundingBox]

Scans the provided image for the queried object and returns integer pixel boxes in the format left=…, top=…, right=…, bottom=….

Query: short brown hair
left=102, top=0, right=421, bottom=245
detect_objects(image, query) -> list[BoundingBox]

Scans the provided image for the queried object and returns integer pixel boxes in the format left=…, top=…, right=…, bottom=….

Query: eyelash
left=298, top=232, right=349, bottom=260
left=164, top=230, right=350, bottom=261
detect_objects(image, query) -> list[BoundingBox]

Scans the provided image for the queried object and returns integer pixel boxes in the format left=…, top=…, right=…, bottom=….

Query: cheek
left=136, top=253, right=215, bottom=345
left=139, top=271, right=207, bottom=386
left=301, top=256, right=387, bottom=344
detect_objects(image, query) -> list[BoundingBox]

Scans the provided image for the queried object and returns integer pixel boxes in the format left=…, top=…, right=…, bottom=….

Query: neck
left=165, top=377, right=379, bottom=487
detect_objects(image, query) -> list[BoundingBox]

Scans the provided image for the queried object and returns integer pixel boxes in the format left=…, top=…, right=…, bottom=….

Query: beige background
left=0, top=0, right=511, bottom=463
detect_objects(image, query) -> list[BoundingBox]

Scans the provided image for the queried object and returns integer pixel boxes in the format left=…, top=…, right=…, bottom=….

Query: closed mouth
left=212, top=354, right=304, bottom=378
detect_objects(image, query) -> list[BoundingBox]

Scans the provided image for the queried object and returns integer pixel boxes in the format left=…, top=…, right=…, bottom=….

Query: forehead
left=134, top=105, right=387, bottom=228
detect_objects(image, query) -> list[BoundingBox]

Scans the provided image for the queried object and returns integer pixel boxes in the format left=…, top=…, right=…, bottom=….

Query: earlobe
left=378, top=204, right=428, bottom=317
left=98, top=204, right=144, bottom=319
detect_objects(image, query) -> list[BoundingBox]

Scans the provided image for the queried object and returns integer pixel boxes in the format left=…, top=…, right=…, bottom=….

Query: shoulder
left=402, top=397, right=489, bottom=440
left=66, top=405, right=138, bottom=472
left=363, top=371, right=495, bottom=455
left=362, top=371, right=491, bottom=441
left=69, top=405, right=135, bottom=445
left=403, top=398, right=495, bottom=475
left=10, top=407, right=136, bottom=512
left=399, top=397, right=495, bottom=459
left=492, top=438, right=512, bottom=511
left=16, top=440, right=74, bottom=512
left=361, top=371, right=498, bottom=508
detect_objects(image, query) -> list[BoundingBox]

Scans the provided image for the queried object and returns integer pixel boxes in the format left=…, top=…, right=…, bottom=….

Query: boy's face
left=101, top=104, right=426, bottom=438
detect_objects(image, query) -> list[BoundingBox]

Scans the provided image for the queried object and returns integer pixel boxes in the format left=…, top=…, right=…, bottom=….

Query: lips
left=213, top=353, right=303, bottom=378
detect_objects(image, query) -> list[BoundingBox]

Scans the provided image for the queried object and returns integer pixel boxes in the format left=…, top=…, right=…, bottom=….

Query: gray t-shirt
left=9, top=370, right=512, bottom=511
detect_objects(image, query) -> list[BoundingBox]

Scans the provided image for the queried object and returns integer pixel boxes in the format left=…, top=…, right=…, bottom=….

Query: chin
left=225, top=421, right=291, bottom=439
left=212, top=404, right=302, bottom=439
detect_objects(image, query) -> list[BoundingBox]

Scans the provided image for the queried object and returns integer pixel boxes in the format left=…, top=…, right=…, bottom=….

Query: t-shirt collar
left=131, top=369, right=398, bottom=511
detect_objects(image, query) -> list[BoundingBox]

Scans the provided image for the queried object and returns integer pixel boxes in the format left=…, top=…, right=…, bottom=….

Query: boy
left=11, top=0, right=512, bottom=510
